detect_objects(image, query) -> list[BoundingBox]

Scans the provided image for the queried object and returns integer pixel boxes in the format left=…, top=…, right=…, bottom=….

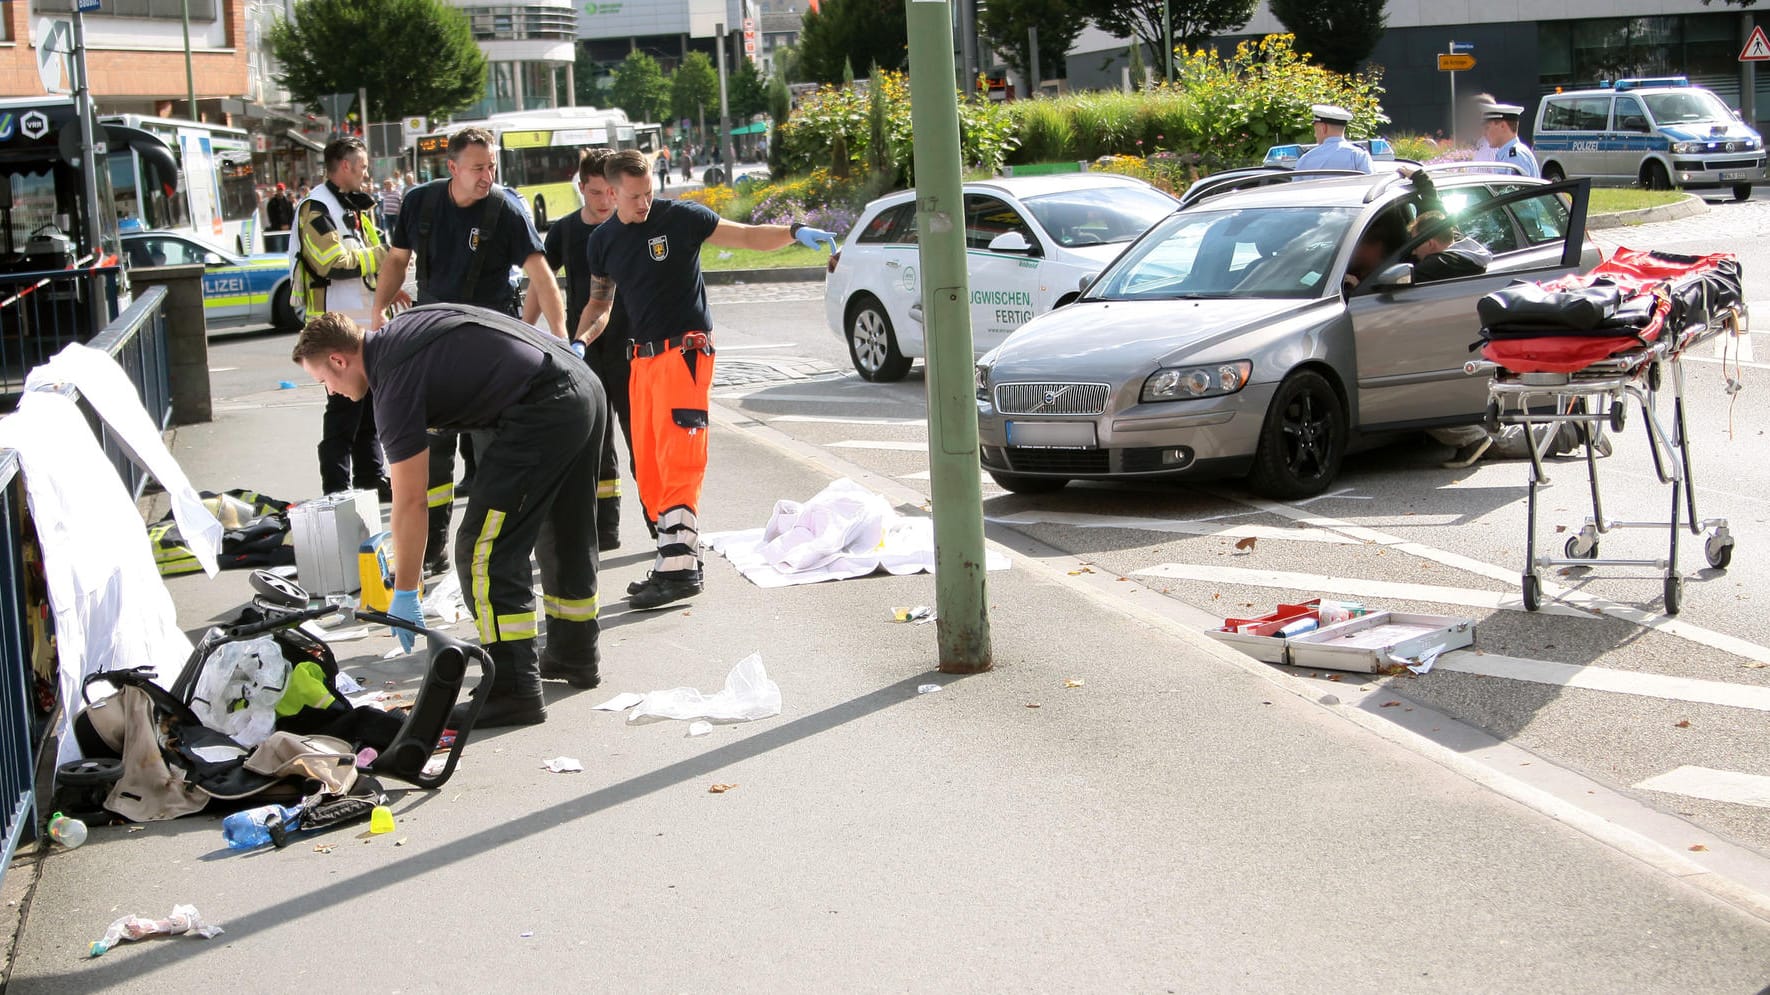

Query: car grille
left=1703, top=157, right=1762, bottom=170
left=993, top=382, right=1111, bottom=416
left=1002, top=447, right=1110, bottom=475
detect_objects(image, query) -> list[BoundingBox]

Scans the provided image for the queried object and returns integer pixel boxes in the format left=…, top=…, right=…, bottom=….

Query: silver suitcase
left=289, top=489, right=382, bottom=597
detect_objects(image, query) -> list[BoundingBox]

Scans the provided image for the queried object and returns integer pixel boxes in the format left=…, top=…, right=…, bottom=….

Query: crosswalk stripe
left=988, top=510, right=1363, bottom=545
left=1438, top=653, right=1770, bottom=712
left=771, top=415, right=925, bottom=427
left=828, top=440, right=926, bottom=452
left=1130, top=561, right=1593, bottom=617
left=1635, top=766, right=1770, bottom=809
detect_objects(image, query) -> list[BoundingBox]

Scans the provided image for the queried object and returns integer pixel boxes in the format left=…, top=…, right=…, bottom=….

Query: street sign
left=400, top=115, right=427, bottom=141
left=34, top=17, right=72, bottom=94
left=1438, top=53, right=1476, bottom=72
left=1449, top=40, right=1475, bottom=54
left=1742, top=26, right=1770, bottom=62
left=76, top=0, right=100, bottom=12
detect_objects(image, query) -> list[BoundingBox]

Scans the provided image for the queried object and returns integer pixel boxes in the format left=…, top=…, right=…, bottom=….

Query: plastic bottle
left=221, top=804, right=300, bottom=850
left=47, top=812, right=87, bottom=849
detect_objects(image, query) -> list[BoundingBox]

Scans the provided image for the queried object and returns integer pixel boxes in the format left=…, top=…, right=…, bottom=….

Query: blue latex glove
left=794, top=225, right=838, bottom=252
left=388, top=588, right=422, bottom=654
left=571, top=340, right=586, bottom=359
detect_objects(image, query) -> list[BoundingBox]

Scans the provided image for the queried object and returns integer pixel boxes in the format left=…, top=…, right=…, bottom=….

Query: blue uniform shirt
left=585, top=199, right=721, bottom=344
left=1496, top=137, right=1539, bottom=178
left=1295, top=136, right=1374, bottom=173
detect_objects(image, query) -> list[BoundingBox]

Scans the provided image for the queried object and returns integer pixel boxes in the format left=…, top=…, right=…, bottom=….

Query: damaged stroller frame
left=1465, top=247, right=1743, bottom=615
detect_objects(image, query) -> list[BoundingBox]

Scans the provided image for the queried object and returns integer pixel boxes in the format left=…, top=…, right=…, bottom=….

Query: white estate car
left=824, top=174, right=1178, bottom=381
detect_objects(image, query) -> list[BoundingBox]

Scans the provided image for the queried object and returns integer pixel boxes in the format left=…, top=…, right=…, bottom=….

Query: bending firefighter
left=579, top=150, right=836, bottom=610
left=290, top=136, right=407, bottom=498
left=292, top=305, right=607, bottom=728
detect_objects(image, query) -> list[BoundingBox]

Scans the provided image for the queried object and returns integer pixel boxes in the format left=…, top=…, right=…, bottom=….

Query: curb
left=703, top=267, right=827, bottom=286
left=1588, top=193, right=1707, bottom=230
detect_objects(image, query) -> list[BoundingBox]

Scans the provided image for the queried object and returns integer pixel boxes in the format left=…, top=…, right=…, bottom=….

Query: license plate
left=1720, top=171, right=1745, bottom=181
left=1006, top=421, right=1097, bottom=449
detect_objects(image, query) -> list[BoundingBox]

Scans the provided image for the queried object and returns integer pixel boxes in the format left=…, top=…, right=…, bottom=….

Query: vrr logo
left=19, top=111, right=49, bottom=141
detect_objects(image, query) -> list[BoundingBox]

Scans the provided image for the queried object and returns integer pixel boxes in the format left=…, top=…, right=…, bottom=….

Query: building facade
left=455, top=0, right=578, bottom=117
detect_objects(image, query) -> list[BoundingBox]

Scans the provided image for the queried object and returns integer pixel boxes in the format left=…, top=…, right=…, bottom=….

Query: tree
left=797, top=0, right=907, bottom=84
left=671, top=51, right=719, bottom=124
left=1075, top=0, right=1258, bottom=67
left=610, top=51, right=671, bottom=124
left=270, top=0, right=486, bottom=120
left=980, top=0, right=1090, bottom=89
left=1269, top=0, right=1387, bottom=73
left=729, top=58, right=769, bottom=120
left=575, top=46, right=611, bottom=107
left=766, top=74, right=791, bottom=175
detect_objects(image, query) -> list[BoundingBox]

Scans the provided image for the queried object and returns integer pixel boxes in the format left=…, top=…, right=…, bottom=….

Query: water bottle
left=47, top=812, right=87, bottom=849
left=221, top=804, right=299, bottom=850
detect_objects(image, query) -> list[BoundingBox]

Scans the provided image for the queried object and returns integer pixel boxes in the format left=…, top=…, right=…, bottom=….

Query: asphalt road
left=697, top=195, right=1770, bottom=861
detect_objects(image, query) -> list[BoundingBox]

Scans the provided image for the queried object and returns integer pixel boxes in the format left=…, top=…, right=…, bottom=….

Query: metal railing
left=0, top=285, right=169, bottom=881
left=0, top=264, right=124, bottom=402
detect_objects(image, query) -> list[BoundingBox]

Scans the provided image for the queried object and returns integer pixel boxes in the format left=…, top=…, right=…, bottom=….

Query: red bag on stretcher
left=1475, top=247, right=1741, bottom=374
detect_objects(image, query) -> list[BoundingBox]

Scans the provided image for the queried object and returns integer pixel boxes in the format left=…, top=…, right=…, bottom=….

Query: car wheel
left=271, top=282, right=301, bottom=331
left=1734, top=183, right=1753, bottom=202
left=1246, top=369, right=1345, bottom=499
left=1541, top=163, right=1566, bottom=183
left=987, top=471, right=1069, bottom=494
left=846, top=294, right=911, bottom=382
left=1641, top=161, right=1673, bottom=191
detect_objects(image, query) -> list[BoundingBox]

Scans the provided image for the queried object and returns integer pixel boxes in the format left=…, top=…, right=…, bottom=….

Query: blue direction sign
left=1449, top=40, right=1475, bottom=54
left=76, top=0, right=100, bottom=11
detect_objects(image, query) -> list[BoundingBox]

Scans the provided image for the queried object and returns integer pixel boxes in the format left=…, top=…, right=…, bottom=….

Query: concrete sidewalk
left=5, top=333, right=1769, bottom=991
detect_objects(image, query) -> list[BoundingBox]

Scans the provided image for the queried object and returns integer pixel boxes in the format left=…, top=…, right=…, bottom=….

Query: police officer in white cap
left=1295, top=105, right=1373, bottom=173
left=1482, top=102, right=1539, bottom=178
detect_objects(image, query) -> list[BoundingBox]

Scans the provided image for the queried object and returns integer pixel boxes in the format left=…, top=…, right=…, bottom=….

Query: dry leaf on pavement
left=1690, top=844, right=1709, bottom=852
left=1234, top=536, right=1258, bottom=551
left=1675, top=719, right=1691, bottom=728
left=709, top=783, right=738, bottom=794
left=1063, top=679, right=1085, bottom=688
left=1380, top=701, right=1402, bottom=708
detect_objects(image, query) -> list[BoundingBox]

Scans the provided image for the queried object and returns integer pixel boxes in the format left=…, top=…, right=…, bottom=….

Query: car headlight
left=975, top=362, right=991, bottom=401
left=1671, top=141, right=1703, bottom=154
left=1142, top=361, right=1253, bottom=403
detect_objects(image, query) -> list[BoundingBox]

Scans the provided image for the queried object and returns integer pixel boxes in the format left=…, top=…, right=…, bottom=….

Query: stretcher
left=1462, top=248, right=1744, bottom=615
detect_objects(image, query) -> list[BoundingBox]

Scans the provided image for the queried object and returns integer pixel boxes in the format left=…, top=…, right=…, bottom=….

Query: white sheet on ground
left=703, top=478, right=1009, bottom=588
left=25, top=343, right=222, bottom=576
left=0, top=392, right=194, bottom=765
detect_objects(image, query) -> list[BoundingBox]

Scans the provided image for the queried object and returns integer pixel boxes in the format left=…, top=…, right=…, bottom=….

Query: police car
left=1534, top=77, right=1766, bottom=200
left=824, top=174, right=1178, bottom=381
left=122, top=230, right=302, bottom=331
left=1263, top=137, right=1396, bottom=168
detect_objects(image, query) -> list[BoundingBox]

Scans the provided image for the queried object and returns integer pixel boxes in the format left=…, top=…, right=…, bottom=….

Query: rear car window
left=1540, top=97, right=1611, bottom=132
left=856, top=202, right=917, bottom=245
left=1438, top=186, right=1519, bottom=254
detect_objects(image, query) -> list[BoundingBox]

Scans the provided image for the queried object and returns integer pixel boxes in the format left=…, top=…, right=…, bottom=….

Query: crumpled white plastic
left=628, top=654, right=781, bottom=724
left=88, top=904, right=223, bottom=958
left=189, top=636, right=289, bottom=747
left=423, top=572, right=468, bottom=623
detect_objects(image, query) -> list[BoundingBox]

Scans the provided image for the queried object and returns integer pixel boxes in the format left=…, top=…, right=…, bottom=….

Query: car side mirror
left=204, top=252, right=224, bottom=267
left=987, top=231, right=1035, bottom=255
left=1373, top=263, right=1414, bottom=288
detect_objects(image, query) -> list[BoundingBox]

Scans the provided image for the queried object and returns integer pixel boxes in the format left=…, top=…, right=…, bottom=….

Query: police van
left=1533, top=77, right=1765, bottom=200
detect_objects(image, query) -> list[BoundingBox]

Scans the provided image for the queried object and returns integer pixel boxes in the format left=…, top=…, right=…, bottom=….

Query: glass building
left=455, top=0, right=580, bottom=117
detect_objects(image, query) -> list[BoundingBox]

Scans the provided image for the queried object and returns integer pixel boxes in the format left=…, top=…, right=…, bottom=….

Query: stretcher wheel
left=1648, top=363, right=1663, bottom=392
left=250, top=570, right=308, bottom=609
left=1484, top=400, right=1501, bottom=434
left=1609, top=402, right=1627, bottom=433
left=1663, top=575, right=1683, bottom=615
left=1705, top=534, right=1735, bottom=570
left=1521, top=573, right=1542, bottom=612
left=1564, top=536, right=1598, bottom=560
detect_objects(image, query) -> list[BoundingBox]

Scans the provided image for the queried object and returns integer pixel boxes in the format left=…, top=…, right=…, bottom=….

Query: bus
left=100, top=115, right=262, bottom=254
left=413, top=107, right=663, bottom=229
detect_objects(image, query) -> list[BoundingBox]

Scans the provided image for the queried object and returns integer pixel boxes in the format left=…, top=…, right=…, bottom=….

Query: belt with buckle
left=630, top=332, right=713, bottom=359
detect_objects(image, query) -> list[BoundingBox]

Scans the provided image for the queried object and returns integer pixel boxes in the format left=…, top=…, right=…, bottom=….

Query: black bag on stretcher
left=1474, top=247, right=1743, bottom=373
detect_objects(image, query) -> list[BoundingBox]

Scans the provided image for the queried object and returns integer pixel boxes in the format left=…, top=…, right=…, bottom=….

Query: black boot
left=627, top=570, right=703, bottom=610
left=449, top=689, right=546, bottom=729
left=540, top=646, right=601, bottom=689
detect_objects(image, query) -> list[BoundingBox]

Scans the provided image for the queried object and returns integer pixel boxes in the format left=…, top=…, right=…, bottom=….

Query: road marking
left=715, top=343, right=798, bottom=352
left=1686, top=354, right=1770, bottom=371
left=770, top=415, right=925, bottom=427
left=1438, top=652, right=1770, bottom=712
left=1213, top=491, right=1770, bottom=664
left=1296, top=487, right=1373, bottom=504
left=988, top=510, right=1364, bottom=545
left=717, top=392, right=897, bottom=404
left=1129, top=561, right=1593, bottom=616
left=208, top=366, right=238, bottom=373
left=828, top=440, right=926, bottom=452
left=1636, top=766, right=1770, bottom=810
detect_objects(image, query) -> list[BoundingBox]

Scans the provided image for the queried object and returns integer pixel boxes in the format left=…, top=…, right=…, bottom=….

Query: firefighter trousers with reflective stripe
left=629, top=338, right=713, bottom=572
left=425, top=430, right=481, bottom=563
left=451, top=357, right=606, bottom=695
left=589, top=339, right=634, bottom=516
left=319, top=390, right=386, bottom=495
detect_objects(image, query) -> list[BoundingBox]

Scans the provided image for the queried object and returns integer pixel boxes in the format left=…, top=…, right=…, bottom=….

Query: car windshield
left=1020, top=185, right=1178, bottom=248
left=1643, top=90, right=1736, bottom=126
left=1088, top=206, right=1359, bottom=301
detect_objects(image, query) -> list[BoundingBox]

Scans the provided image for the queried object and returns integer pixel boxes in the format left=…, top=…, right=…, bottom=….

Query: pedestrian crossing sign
left=1741, top=25, right=1770, bottom=62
